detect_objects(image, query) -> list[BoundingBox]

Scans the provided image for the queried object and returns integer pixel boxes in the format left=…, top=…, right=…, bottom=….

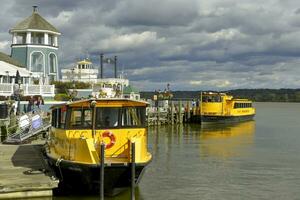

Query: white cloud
left=100, top=31, right=165, bottom=51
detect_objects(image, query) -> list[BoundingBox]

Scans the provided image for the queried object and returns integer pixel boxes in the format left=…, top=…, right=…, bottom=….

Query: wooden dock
left=0, top=142, right=58, bottom=199
left=147, top=100, right=201, bottom=126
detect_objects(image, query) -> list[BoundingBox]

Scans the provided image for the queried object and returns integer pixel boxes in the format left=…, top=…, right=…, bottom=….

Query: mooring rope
left=55, top=157, right=64, bottom=181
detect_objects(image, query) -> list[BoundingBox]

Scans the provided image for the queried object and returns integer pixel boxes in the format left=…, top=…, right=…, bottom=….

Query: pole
left=114, top=56, right=117, bottom=78
left=100, top=53, right=103, bottom=79
left=17, top=83, right=21, bottom=115
left=131, top=142, right=136, bottom=200
left=100, top=142, right=105, bottom=200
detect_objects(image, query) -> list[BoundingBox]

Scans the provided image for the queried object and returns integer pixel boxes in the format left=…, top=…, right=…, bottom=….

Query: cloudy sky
left=1, top=0, right=300, bottom=91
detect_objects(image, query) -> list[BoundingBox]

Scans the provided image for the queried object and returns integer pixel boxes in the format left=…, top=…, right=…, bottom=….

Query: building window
left=49, top=54, right=57, bottom=73
left=31, top=52, right=44, bottom=72
left=31, top=32, right=44, bottom=44
left=48, top=34, right=54, bottom=46
left=16, top=33, right=26, bottom=44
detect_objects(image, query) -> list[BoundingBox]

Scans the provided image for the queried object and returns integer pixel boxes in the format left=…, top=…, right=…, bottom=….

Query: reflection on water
left=199, top=121, right=255, bottom=158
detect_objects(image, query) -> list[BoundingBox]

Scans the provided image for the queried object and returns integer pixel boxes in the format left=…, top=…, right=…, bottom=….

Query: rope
left=55, top=157, right=64, bottom=181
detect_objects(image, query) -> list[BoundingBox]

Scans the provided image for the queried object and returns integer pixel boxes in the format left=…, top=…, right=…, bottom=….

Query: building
left=61, top=59, right=98, bottom=83
left=9, top=6, right=60, bottom=84
left=0, top=52, right=54, bottom=97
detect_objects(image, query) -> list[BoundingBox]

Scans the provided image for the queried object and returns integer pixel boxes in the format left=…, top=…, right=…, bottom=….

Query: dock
left=146, top=100, right=201, bottom=126
left=0, top=142, right=58, bottom=199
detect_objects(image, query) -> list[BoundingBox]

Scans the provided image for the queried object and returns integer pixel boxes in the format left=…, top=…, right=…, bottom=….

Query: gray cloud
left=0, top=0, right=300, bottom=91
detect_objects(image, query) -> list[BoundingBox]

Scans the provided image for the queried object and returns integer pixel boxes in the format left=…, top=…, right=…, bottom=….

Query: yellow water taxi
left=45, top=98, right=152, bottom=195
left=200, top=92, right=255, bottom=123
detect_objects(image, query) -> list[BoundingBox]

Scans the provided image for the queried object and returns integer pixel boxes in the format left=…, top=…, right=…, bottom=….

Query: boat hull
left=201, top=114, right=255, bottom=124
left=46, top=155, right=150, bottom=196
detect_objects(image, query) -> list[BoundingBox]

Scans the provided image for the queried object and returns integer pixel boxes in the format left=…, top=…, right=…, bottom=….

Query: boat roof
left=50, top=98, right=149, bottom=109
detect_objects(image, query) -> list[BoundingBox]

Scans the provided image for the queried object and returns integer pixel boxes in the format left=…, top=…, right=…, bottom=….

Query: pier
left=0, top=142, right=58, bottom=199
left=146, top=99, right=201, bottom=126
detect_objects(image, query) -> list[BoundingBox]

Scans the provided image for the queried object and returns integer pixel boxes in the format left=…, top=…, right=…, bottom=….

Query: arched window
left=49, top=54, right=57, bottom=73
left=31, top=52, right=44, bottom=72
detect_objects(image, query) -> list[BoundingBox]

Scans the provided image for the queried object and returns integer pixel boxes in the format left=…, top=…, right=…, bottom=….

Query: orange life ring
left=102, top=131, right=116, bottom=149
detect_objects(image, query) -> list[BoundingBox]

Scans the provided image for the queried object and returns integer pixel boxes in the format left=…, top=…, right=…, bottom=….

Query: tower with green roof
left=9, top=6, right=60, bottom=83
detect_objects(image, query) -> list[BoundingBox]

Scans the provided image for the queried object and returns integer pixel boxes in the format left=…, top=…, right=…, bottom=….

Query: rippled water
left=54, top=102, right=300, bottom=200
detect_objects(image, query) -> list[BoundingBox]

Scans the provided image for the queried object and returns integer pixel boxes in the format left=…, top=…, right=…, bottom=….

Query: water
left=53, top=102, right=300, bottom=200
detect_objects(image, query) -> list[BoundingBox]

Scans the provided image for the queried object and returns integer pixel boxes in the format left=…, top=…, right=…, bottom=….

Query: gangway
left=4, top=110, right=51, bottom=144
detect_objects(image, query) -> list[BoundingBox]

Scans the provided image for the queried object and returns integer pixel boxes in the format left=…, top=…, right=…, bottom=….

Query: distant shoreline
left=141, top=89, right=300, bottom=102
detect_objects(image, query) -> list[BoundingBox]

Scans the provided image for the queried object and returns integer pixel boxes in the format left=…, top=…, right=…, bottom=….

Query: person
left=104, top=116, right=110, bottom=127
left=27, top=96, right=34, bottom=112
left=36, top=96, right=41, bottom=109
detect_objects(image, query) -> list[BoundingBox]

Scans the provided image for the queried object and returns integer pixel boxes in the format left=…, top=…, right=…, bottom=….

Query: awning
left=0, top=61, right=31, bottom=77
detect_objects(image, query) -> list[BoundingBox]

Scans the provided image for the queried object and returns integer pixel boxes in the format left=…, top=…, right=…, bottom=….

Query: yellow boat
left=45, top=98, right=152, bottom=195
left=200, top=92, right=255, bottom=124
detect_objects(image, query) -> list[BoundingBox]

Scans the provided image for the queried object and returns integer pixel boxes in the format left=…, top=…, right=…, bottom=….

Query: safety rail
left=4, top=110, right=51, bottom=144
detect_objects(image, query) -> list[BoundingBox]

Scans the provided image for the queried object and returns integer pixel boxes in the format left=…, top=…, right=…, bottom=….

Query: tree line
left=140, top=89, right=300, bottom=102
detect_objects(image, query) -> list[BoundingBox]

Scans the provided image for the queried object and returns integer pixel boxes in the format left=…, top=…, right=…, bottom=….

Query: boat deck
left=0, top=142, right=58, bottom=199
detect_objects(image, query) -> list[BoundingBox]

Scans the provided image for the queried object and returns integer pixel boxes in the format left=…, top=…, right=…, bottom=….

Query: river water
left=54, top=102, right=300, bottom=200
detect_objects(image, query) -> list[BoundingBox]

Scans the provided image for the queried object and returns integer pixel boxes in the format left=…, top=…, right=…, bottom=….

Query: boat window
left=58, top=107, right=67, bottom=129
left=51, top=109, right=57, bottom=127
left=202, top=95, right=222, bottom=102
left=95, top=108, right=119, bottom=129
left=121, top=107, right=145, bottom=127
left=69, top=108, right=92, bottom=129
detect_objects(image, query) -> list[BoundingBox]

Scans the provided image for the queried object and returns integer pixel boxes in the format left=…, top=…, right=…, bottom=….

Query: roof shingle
left=0, top=52, right=25, bottom=68
left=10, top=12, right=59, bottom=33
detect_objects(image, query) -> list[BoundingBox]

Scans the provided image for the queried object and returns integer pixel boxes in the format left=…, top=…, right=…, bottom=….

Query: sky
left=1, top=0, right=300, bottom=91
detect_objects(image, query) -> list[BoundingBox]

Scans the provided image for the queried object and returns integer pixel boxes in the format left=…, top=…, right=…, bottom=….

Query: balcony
left=0, top=83, right=55, bottom=97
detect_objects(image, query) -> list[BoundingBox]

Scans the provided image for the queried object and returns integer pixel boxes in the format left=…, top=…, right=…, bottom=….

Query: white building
left=61, top=59, right=98, bottom=83
left=0, top=52, right=54, bottom=97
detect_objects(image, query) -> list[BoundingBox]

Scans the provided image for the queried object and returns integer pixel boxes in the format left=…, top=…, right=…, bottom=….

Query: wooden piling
left=100, top=142, right=105, bottom=200
left=171, top=102, right=174, bottom=125
left=178, top=101, right=182, bottom=124
left=131, top=142, right=136, bottom=200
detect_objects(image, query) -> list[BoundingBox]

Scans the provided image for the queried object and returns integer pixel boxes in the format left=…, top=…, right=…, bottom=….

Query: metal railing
left=5, top=110, right=51, bottom=144
left=0, top=83, right=55, bottom=97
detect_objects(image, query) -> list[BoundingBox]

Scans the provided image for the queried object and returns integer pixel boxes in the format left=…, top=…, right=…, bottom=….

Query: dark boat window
left=95, top=107, right=120, bottom=129
left=69, top=108, right=92, bottom=129
left=121, top=107, right=145, bottom=127
left=234, top=103, right=253, bottom=109
left=202, top=95, right=222, bottom=102
left=94, top=107, right=146, bottom=129
left=51, top=109, right=57, bottom=127
left=59, top=107, right=67, bottom=129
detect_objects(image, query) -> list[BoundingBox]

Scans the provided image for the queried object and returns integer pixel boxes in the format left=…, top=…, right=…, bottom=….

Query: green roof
left=11, top=11, right=59, bottom=33
left=123, top=85, right=140, bottom=94
left=0, top=52, right=25, bottom=68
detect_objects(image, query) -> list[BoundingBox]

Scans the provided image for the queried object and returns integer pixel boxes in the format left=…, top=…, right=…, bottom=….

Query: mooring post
left=179, top=100, right=182, bottom=123
left=157, top=106, right=160, bottom=126
left=187, top=101, right=191, bottom=122
left=171, top=101, right=174, bottom=125
left=131, top=142, right=136, bottom=200
left=100, top=142, right=105, bottom=200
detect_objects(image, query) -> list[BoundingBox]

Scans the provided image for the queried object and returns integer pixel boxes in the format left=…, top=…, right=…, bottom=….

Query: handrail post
left=100, top=142, right=105, bottom=200
left=131, top=142, right=136, bottom=200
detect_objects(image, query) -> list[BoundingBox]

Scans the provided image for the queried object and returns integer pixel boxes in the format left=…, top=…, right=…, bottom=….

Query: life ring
left=102, top=131, right=116, bottom=149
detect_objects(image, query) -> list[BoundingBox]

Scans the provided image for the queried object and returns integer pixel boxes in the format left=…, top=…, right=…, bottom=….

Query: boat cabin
left=51, top=99, right=147, bottom=130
